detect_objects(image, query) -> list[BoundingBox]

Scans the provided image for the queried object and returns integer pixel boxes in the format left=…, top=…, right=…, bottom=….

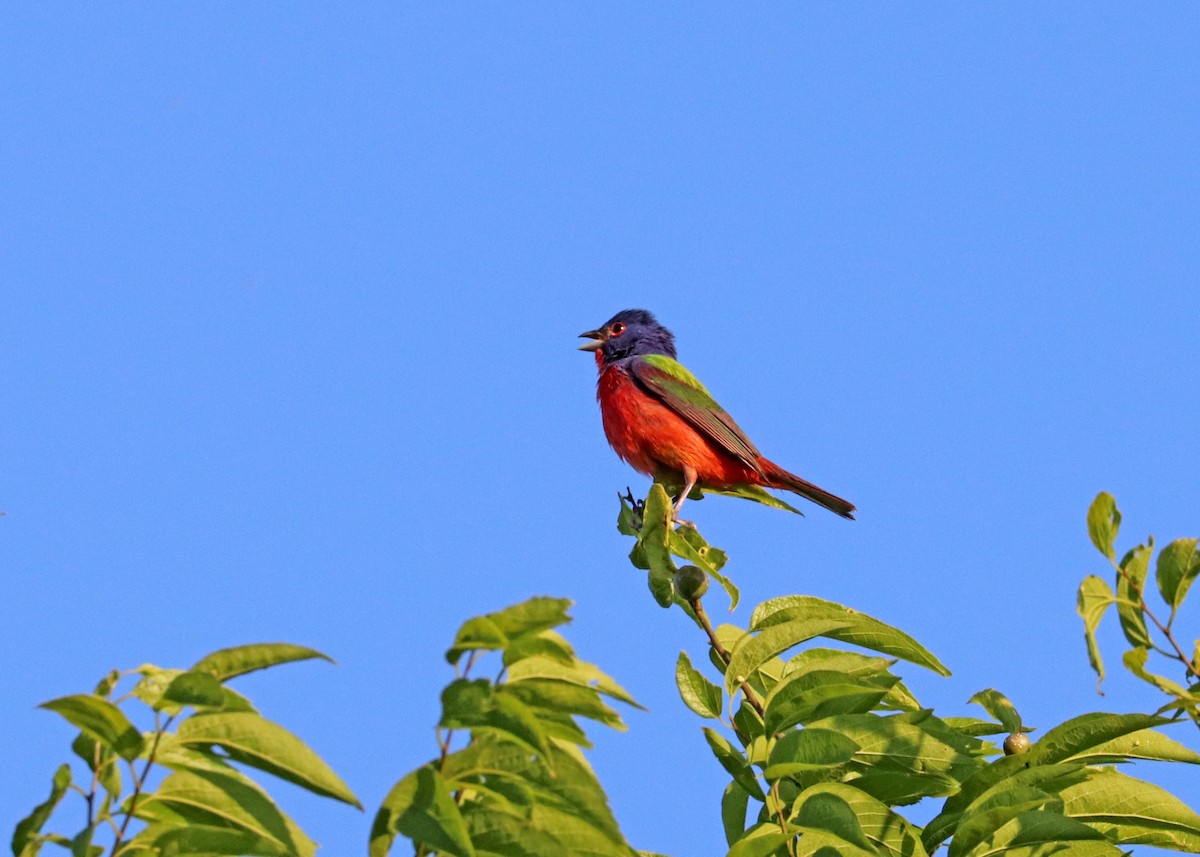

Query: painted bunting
left=579, top=309, right=855, bottom=519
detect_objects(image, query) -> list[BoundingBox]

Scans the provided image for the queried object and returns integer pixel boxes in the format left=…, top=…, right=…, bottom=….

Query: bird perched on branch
left=579, top=309, right=855, bottom=520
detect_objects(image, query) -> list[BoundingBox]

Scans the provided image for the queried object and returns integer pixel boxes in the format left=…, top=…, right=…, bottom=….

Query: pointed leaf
left=1067, top=727, right=1200, bottom=765
left=371, top=765, right=475, bottom=857
left=1077, top=576, right=1115, bottom=682
left=676, top=651, right=723, bottom=719
left=135, top=767, right=316, bottom=857
left=764, top=728, right=859, bottom=780
left=141, top=824, right=292, bottom=856
left=669, top=527, right=739, bottom=610
left=1157, top=538, right=1200, bottom=610
left=764, top=669, right=898, bottom=733
left=176, top=712, right=360, bottom=808
left=164, top=671, right=226, bottom=707
left=39, top=695, right=144, bottom=761
left=795, top=783, right=928, bottom=857
left=793, top=789, right=874, bottom=852
left=1031, top=712, right=1167, bottom=764
left=721, top=782, right=750, bottom=847
left=192, top=644, right=333, bottom=682
left=968, top=689, right=1024, bottom=734
left=752, top=595, right=950, bottom=675
left=504, top=655, right=643, bottom=709
left=727, top=823, right=793, bottom=857
left=1087, top=492, right=1121, bottom=560
left=703, top=484, right=802, bottom=514
left=11, top=765, right=71, bottom=857
left=1062, top=768, right=1200, bottom=850
left=724, top=618, right=853, bottom=695
left=1116, top=542, right=1154, bottom=648
left=702, top=728, right=765, bottom=800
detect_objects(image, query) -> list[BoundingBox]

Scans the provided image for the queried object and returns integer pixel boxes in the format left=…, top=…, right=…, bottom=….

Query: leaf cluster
left=1079, top=492, right=1200, bottom=723
left=13, top=644, right=356, bottom=857
left=370, top=597, right=647, bottom=857
left=622, top=484, right=1200, bottom=857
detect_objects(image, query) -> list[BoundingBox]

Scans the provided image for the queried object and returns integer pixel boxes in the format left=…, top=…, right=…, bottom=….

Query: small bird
left=579, top=309, right=855, bottom=520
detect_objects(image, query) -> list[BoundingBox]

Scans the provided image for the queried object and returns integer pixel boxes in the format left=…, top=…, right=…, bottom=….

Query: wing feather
left=630, top=355, right=765, bottom=474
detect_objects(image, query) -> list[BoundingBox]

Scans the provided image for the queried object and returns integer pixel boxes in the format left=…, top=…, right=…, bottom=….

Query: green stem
left=690, top=596, right=766, bottom=719
left=112, top=711, right=175, bottom=856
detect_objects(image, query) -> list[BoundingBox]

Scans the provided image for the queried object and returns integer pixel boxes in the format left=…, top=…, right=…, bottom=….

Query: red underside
left=596, top=361, right=765, bottom=488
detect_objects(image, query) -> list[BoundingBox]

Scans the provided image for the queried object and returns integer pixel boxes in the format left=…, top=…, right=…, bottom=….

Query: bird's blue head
left=579, top=309, right=677, bottom=363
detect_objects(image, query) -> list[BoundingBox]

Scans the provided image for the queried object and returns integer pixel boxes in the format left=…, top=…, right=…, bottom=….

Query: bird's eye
left=611, top=322, right=626, bottom=335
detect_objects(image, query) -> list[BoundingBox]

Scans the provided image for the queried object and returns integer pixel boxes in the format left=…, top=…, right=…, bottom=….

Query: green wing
left=630, top=354, right=764, bottom=473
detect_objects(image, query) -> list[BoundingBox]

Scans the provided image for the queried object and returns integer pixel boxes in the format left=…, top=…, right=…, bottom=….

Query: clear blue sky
left=4, top=4, right=1198, bottom=854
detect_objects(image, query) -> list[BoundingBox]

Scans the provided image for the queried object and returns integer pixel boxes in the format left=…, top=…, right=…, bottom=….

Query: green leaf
left=795, top=783, right=928, bottom=857
left=371, top=765, right=475, bottom=857
left=805, top=712, right=982, bottom=802
left=1115, top=542, right=1154, bottom=648
left=1076, top=576, right=1115, bottom=683
left=1031, top=712, right=1167, bottom=764
left=440, top=680, right=552, bottom=765
left=503, top=679, right=625, bottom=730
left=39, top=695, right=144, bottom=761
left=942, top=717, right=1008, bottom=738
left=967, top=689, right=1023, bottom=734
left=947, top=788, right=1067, bottom=857
left=640, top=484, right=678, bottom=608
left=726, top=823, right=793, bottom=857
left=668, top=526, right=739, bottom=610
left=1157, top=538, right=1200, bottom=611
left=145, top=824, right=294, bottom=856
left=724, top=618, right=854, bottom=696
left=703, top=483, right=802, bottom=514
left=675, top=651, right=723, bottom=719
left=164, top=671, right=226, bottom=707
left=721, top=782, right=750, bottom=847
left=192, top=644, right=333, bottom=682
left=1087, top=492, right=1121, bottom=560
left=922, top=758, right=1088, bottom=853
left=702, top=727, right=765, bottom=800
left=1062, top=768, right=1200, bottom=851
left=1066, top=727, right=1200, bottom=765
left=135, top=767, right=317, bottom=857
left=962, top=811, right=1114, bottom=857
left=793, top=789, right=874, bottom=852
left=443, top=739, right=634, bottom=855
left=764, top=669, right=898, bottom=733
left=446, top=597, right=574, bottom=664
left=764, top=728, right=859, bottom=780
left=72, top=733, right=122, bottom=801
left=752, top=595, right=951, bottom=676
left=502, top=630, right=576, bottom=668
left=1122, top=647, right=1198, bottom=714
left=505, top=655, right=643, bottom=709
left=176, top=712, right=361, bottom=808
left=11, top=765, right=71, bottom=857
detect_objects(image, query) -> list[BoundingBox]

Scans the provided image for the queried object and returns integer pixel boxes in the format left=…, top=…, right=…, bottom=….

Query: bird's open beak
left=578, top=328, right=605, bottom=352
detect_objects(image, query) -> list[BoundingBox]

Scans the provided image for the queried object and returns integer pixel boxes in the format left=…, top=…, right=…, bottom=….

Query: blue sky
left=4, top=4, right=1199, bottom=854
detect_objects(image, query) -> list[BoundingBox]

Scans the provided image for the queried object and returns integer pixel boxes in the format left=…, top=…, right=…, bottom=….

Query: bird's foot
left=621, top=487, right=646, bottom=516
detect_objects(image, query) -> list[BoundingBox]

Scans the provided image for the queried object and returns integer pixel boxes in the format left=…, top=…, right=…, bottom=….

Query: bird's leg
left=672, top=467, right=698, bottom=527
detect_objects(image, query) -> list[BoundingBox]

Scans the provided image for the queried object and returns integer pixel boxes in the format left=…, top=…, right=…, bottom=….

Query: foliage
left=622, top=483, right=1200, bottom=857
left=370, top=597, right=647, bottom=857
left=1078, top=492, right=1200, bottom=725
left=15, top=490, right=1200, bottom=856
left=13, top=644, right=358, bottom=857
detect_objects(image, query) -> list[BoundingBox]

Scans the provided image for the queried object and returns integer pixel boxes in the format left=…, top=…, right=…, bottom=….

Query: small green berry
left=1003, top=732, right=1032, bottom=755
left=675, top=565, right=709, bottom=600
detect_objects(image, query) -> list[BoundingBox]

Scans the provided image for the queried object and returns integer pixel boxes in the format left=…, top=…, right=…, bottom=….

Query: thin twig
left=1116, top=566, right=1200, bottom=679
left=112, top=711, right=175, bottom=856
left=690, top=597, right=766, bottom=718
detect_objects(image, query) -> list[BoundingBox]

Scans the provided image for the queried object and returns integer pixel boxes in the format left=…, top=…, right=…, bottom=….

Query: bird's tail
left=759, top=458, right=856, bottom=520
